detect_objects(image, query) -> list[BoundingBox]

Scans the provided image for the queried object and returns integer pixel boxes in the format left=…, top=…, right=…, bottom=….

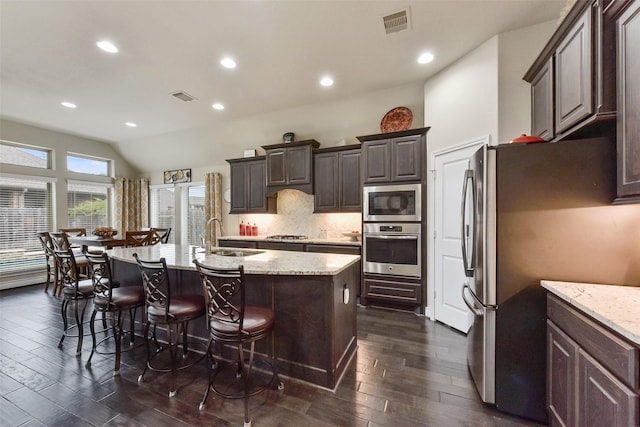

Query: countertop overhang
left=109, top=244, right=360, bottom=276
left=541, top=280, right=640, bottom=345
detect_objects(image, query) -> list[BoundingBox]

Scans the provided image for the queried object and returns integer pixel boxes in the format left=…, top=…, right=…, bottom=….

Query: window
left=186, top=185, right=205, bottom=246
left=149, top=185, right=175, bottom=243
left=67, top=181, right=111, bottom=231
left=67, top=154, right=110, bottom=176
left=0, top=174, right=54, bottom=275
left=1, top=140, right=50, bottom=169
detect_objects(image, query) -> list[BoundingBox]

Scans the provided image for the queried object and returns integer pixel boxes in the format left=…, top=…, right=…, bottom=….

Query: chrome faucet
left=205, top=217, right=224, bottom=253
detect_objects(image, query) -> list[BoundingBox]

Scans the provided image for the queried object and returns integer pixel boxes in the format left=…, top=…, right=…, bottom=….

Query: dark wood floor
left=0, top=284, right=546, bottom=427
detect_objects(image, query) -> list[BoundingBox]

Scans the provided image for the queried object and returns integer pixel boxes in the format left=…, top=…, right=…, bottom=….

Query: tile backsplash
left=236, top=189, right=361, bottom=238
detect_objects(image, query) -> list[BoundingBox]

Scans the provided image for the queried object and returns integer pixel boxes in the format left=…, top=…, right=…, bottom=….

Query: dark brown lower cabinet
left=547, top=295, right=639, bottom=427
left=362, top=274, right=422, bottom=308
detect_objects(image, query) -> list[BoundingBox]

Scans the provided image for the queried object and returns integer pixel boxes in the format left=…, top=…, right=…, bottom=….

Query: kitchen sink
left=212, top=249, right=264, bottom=257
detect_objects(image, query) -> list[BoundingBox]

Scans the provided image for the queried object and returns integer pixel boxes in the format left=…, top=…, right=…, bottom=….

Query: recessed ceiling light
left=320, top=76, right=334, bottom=87
left=220, top=57, right=236, bottom=69
left=96, top=40, right=118, bottom=53
left=61, top=101, right=77, bottom=109
left=212, top=103, right=225, bottom=110
left=125, top=122, right=137, bottom=127
left=417, top=52, right=434, bottom=64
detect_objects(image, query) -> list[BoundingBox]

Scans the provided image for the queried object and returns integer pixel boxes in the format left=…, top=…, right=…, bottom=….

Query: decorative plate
left=380, top=107, right=413, bottom=133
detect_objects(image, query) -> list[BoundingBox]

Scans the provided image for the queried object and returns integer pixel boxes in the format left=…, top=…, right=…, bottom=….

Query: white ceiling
left=1, top=0, right=565, bottom=156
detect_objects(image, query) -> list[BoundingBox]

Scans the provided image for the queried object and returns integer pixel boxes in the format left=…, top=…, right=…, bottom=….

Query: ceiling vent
left=170, top=91, right=197, bottom=102
left=383, top=8, right=410, bottom=34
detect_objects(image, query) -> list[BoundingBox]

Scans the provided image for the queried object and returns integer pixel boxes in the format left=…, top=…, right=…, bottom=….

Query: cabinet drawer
left=218, top=240, right=257, bottom=249
left=306, top=244, right=360, bottom=255
left=548, top=295, right=639, bottom=389
left=364, top=277, right=421, bottom=305
left=257, top=241, right=304, bottom=251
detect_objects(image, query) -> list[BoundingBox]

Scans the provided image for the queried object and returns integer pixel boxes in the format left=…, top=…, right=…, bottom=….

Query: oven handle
left=363, top=234, right=419, bottom=240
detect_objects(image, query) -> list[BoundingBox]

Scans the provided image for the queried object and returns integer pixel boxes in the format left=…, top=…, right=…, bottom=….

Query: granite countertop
left=218, top=235, right=362, bottom=246
left=541, top=280, right=640, bottom=345
left=109, top=244, right=360, bottom=276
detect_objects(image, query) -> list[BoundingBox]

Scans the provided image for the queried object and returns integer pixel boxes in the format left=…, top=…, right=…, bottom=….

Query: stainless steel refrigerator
left=460, top=136, right=640, bottom=423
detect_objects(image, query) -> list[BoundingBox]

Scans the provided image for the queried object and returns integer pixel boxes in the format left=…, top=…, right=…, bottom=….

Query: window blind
left=0, top=175, right=53, bottom=275
left=187, top=185, right=205, bottom=246
left=150, top=186, right=175, bottom=243
left=67, top=182, right=110, bottom=231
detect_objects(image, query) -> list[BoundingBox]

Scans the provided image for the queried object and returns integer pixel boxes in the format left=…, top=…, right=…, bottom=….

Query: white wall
left=423, top=20, right=558, bottom=316
left=0, top=118, right=139, bottom=229
left=118, top=82, right=426, bottom=183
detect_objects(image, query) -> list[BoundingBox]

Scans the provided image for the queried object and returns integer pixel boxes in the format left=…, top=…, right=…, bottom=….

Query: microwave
left=363, top=183, right=422, bottom=222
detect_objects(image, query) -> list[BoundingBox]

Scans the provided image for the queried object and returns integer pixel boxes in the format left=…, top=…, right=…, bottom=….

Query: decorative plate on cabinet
left=380, top=107, right=413, bottom=133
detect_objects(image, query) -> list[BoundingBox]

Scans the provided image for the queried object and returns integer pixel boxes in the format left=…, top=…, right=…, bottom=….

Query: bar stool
left=194, top=261, right=283, bottom=427
left=133, top=253, right=205, bottom=397
left=84, top=250, right=145, bottom=376
left=51, top=249, right=93, bottom=357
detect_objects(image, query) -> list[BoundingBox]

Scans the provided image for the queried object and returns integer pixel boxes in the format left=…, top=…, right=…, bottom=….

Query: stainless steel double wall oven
left=362, top=183, right=422, bottom=279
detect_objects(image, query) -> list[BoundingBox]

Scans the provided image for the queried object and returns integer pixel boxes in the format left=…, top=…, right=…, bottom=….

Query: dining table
left=68, top=235, right=127, bottom=252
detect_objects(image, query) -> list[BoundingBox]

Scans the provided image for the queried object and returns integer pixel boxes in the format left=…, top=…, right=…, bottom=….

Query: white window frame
left=66, top=179, right=114, bottom=231
left=1, top=139, right=52, bottom=169
left=149, top=183, right=176, bottom=243
left=66, top=152, right=112, bottom=177
left=0, top=172, right=57, bottom=289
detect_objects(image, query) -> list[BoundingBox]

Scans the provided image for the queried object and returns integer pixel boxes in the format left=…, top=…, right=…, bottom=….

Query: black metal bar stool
left=194, top=260, right=283, bottom=427
left=133, top=253, right=205, bottom=397
left=84, top=250, right=145, bottom=376
left=50, top=233, right=94, bottom=357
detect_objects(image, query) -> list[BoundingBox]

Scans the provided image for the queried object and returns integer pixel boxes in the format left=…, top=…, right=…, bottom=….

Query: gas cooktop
left=265, top=235, right=308, bottom=240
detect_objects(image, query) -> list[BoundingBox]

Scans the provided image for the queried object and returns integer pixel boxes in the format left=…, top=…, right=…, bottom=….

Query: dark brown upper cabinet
left=524, top=0, right=618, bottom=142
left=227, top=156, right=276, bottom=214
left=262, top=139, right=320, bottom=195
left=357, top=128, right=429, bottom=185
left=615, top=0, right=640, bottom=202
left=314, top=146, right=362, bottom=213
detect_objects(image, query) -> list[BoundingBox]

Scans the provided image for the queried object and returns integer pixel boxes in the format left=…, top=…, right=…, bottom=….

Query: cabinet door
left=287, top=145, right=313, bottom=185
left=247, top=160, right=268, bottom=212
left=363, top=141, right=391, bottom=184
left=339, top=149, right=362, bottom=210
left=548, top=320, right=578, bottom=427
left=391, top=136, right=421, bottom=181
left=577, top=349, right=639, bottom=427
left=229, top=162, right=248, bottom=213
left=314, top=152, right=339, bottom=212
left=555, top=7, right=593, bottom=133
left=266, top=148, right=287, bottom=186
left=531, top=58, right=554, bottom=140
left=617, top=0, right=640, bottom=198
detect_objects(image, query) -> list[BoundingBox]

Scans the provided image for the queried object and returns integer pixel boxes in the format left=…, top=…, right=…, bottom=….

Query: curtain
left=204, top=172, right=223, bottom=246
left=114, top=178, right=149, bottom=234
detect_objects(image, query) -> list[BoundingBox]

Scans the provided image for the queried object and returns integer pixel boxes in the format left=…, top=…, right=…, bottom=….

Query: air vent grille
left=383, top=9, right=409, bottom=34
left=170, top=91, right=197, bottom=102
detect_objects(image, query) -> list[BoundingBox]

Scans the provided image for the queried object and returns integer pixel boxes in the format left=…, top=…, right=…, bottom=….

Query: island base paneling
left=111, top=257, right=358, bottom=390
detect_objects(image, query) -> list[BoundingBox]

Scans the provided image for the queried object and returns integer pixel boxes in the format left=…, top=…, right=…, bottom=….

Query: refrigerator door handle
left=460, top=169, right=476, bottom=277
left=462, top=284, right=497, bottom=316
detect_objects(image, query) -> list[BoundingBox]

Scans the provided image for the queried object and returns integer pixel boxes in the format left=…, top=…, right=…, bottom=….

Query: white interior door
left=432, top=138, right=486, bottom=333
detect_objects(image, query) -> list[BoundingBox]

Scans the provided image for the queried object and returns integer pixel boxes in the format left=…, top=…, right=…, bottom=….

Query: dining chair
left=36, top=232, right=61, bottom=296
left=50, top=232, right=95, bottom=357
left=125, top=230, right=154, bottom=247
left=194, top=260, right=283, bottom=426
left=59, top=228, right=87, bottom=237
left=84, top=250, right=145, bottom=376
left=133, top=253, right=205, bottom=397
left=150, top=227, right=171, bottom=245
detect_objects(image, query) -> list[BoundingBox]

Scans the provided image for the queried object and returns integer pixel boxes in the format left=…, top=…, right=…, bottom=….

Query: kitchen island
left=108, top=244, right=359, bottom=390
